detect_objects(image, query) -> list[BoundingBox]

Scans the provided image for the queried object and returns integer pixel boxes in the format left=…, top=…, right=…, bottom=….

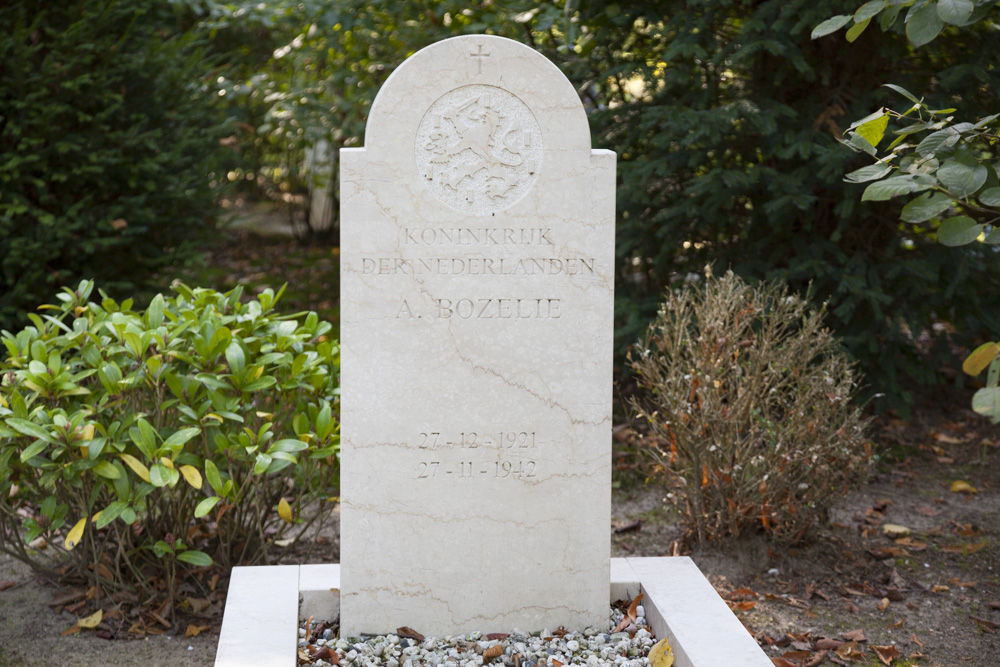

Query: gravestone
left=340, top=34, right=615, bottom=637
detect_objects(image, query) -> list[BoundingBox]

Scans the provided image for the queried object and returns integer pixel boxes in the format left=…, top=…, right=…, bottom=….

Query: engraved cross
left=470, top=44, right=490, bottom=74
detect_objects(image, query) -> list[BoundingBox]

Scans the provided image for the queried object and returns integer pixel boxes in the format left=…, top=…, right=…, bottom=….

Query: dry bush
left=630, top=271, right=871, bottom=544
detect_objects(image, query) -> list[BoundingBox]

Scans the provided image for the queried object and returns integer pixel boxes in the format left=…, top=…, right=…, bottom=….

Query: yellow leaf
left=882, top=524, right=911, bottom=538
left=202, top=413, right=224, bottom=424
left=77, top=609, right=103, bottom=629
left=91, top=511, right=103, bottom=524
left=160, top=456, right=174, bottom=469
left=950, top=480, right=978, bottom=494
left=119, top=454, right=150, bottom=483
left=80, top=424, right=95, bottom=441
left=255, top=411, right=274, bottom=420
left=179, top=465, right=203, bottom=490
left=0, top=394, right=7, bottom=408
left=963, top=342, right=1000, bottom=376
left=65, top=517, right=87, bottom=551
left=648, top=637, right=674, bottom=667
left=185, top=623, right=211, bottom=637
left=278, top=498, right=294, bottom=523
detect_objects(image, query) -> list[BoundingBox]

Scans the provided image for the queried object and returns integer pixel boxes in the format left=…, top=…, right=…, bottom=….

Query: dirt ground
left=2, top=230, right=998, bottom=666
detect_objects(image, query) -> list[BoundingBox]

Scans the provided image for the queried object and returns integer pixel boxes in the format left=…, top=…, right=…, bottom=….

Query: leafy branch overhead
left=813, top=1, right=1000, bottom=247
left=813, top=0, right=1000, bottom=421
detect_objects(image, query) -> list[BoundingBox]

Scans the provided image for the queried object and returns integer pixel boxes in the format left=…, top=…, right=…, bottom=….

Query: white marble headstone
left=340, top=34, right=615, bottom=637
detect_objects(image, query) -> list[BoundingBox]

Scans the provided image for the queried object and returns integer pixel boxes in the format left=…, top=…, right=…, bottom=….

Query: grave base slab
left=215, top=557, right=771, bottom=667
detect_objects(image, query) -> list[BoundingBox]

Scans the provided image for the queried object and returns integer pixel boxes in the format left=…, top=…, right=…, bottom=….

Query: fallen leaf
left=396, top=626, right=425, bottom=642
left=648, top=637, right=674, bottom=667
left=842, top=629, right=866, bottom=642
left=60, top=624, right=82, bottom=636
left=910, top=634, right=923, bottom=647
left=946, top=578, right=976, bottom=588
left=950, top=480, right=978, bottom=494
left=952, top=522, right=980, bottom=537
left=835, top=640, right=865, bottom=661
left=730, top=600, right=758, bottom=611
left=815, top=638, right=843, bottom=650
left=941, top=542, right=986, bottom=555
left=78, top=609, right=103, bottom=629
left=781, top=650, right=812, bottom=661
left=882, top=524, right=910, bottom=538
left=877, top=598, right=890, bottom=612
left=872, top=644, right=901, bottom=665
left=0, top=580, right=16, bottom=591
left=612, top=613, right=632, bottom=633
left=888, top=618, right=906, bottom=629
left=770, top=660, right=796, bottom=667
left=627, top=593, right=643, bottom=621
left=187, top=597, right=212, bottom=614
left=552, top=660, right=564, bottom=667
left=486, top=633, right=509, bottom=641
left=933, top=432, right=964, bottom=444
left=916, top=506, right=941, bottom=517
left=971, top=615, right=999, bottom=632
left=908, top=651, right=926, bottom=660
left=483, top=644, right=503, bottom=660
left=185, top=623, right=211, bottom=637
left=614, top=520, right=643, bottom=534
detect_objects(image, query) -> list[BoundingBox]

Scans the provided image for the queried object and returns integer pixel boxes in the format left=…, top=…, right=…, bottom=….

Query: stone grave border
left=215, top=557, right=772, bottom=667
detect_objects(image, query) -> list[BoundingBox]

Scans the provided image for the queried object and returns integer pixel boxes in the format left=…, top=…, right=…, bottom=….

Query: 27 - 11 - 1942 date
left=416, top=460, right=537, bottom=479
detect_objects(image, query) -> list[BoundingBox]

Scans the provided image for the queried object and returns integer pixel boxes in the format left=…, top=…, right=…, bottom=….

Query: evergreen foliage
left=0, top=1, right=228, bottom=332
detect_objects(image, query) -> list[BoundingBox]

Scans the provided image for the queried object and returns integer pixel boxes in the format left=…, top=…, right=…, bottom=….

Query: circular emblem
left=416, top=85, right=542, bottom=215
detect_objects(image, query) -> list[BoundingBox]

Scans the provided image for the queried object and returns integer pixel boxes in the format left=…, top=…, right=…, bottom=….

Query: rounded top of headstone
left=364, top=36, right=591, bottom=215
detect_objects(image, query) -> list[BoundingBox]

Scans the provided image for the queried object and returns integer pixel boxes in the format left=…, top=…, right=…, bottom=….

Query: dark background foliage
left=0, top=0, right=228, bottom=331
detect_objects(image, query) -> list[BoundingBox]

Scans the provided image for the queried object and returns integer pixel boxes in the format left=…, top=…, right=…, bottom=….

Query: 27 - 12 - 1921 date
left=417, top=431, right=537, bottom=449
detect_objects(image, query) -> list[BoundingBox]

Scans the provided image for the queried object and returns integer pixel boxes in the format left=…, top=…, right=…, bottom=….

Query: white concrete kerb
left=215, top=557, right=772, bottom=667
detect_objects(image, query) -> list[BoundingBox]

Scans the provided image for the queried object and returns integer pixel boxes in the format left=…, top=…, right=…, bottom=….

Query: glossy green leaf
left=938, top=158, right=988, bottom=198
left=916, top=129, right=961, bottom=158
left=937, top=0, right=974, bottom=24
left=7, top=418, right=56, bottom=444
left=225, top=341, right=246, bottom=378
left=900, top=192, right=954, bottom=222
left=176, top=549, right=213, bottom=566
left=93, top=460, right=121, bottom=479
left=163, top=427, right=201, bottom=450
left=979, top=187, right=1000, bottom=207
left=883, top=83, right=920, bottom=104
left=862, top=175, right=934, bottom=201
left=855, top=0, right=888, bottom=21
left=937, top=216, right=983, bottom=245
left=906, top=3, right=944, bottom=46
left=972, top=387, right=1000, bottom=423
left=149, top=462, right=172, bottom=487
left=19, top=439, right=48, bottom=463
left=194, top=496, right=221, bottom=518
left=204, top=459, right=223, bottom=495
left=846, top=16, right=872, bottom=42
left=811, top=15, right=853, bottom=38
left=845, top=164, right=893, bottom=183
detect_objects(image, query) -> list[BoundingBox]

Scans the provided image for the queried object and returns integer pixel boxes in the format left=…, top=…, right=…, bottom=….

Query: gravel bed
left=297, top=606, right=666, bottom=666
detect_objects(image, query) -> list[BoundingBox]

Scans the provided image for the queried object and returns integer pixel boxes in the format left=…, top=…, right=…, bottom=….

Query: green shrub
left=0, top=1, right=229, bottom=332
left=0, top=281, right=339, bottom=609
left=630, top=272, right=870, bottom=544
